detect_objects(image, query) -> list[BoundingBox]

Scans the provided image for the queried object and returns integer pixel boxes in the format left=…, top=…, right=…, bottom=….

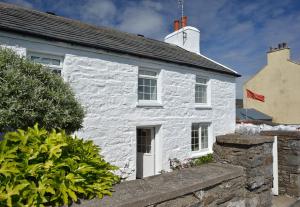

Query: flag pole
left=245, top=90, right=248, bottom=122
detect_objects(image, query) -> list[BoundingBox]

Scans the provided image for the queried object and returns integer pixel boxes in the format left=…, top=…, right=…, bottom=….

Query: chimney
left=267, top=42, right=290, bottom=65
left=164, top=16, right=201, bottom=54
left=174, top=20, right=180, bottom=31
left=181, top=16, right=188, bottom=28
left=282, top=42, right=287, bottom=48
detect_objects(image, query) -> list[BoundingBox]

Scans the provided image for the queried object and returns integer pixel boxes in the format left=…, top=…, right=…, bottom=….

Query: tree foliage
left=0, top=48, right=84, bottom=133
left=0, top=124, right=120, bottom=207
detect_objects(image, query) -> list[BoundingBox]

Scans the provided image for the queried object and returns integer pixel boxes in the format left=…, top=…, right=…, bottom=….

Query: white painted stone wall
left=0, top=31, right=236, bottom=180
left=164, top=26, right=201, bottom=54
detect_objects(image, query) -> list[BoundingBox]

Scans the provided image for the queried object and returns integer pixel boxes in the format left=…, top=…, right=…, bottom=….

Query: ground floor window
left=191, top=123, right=209, bottom=151
left=137, top=128, right=152, bottom=154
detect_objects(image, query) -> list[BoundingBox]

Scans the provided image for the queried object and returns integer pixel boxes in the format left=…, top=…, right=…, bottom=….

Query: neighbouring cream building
left=0, top=3, right=240, bottom=180
left=244, top=43, right=300, bottom=124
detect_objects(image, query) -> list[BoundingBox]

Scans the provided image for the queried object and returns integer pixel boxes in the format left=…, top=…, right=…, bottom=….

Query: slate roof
left=0, top=3, right=240, bottom=77
left=236, top=108, right=272, bottom=121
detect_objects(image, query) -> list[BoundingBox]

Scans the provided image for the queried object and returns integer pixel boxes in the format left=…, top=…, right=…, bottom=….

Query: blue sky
left=2, top=0, right=300, bottom=98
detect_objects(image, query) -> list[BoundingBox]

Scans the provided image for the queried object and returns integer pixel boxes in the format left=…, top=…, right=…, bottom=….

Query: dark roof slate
left=0, top=3, right=240, bottom=77
left=236, top=108, right=272, bottom=121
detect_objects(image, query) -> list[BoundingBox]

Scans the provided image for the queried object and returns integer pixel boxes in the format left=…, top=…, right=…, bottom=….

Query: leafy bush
left=0, top=48, right=84, bottom=133
left=0, top=124, right=120, bottom=207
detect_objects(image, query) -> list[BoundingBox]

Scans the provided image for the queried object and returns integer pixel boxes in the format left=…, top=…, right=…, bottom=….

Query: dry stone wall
left=261, top=131, right=300, bottom=197
left=72, top=134, right=274, bottom=207
left=213, top=134, right=274, bottom=207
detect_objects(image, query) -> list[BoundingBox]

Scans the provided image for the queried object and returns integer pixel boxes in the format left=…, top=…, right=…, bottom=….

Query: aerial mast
left=178, top=0, right=184, bottom=22
left=178, top=0, right=187, bottom=43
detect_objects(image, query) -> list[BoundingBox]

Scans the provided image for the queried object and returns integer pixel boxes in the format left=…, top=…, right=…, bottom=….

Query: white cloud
left=117, top=1, right=167, bottom=39
left=78, top=0, right=117, bottom=26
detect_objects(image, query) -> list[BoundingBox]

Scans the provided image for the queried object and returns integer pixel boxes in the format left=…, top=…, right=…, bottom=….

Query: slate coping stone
left=71, top=163, right=244, bottom=207
left=217, top=134, right=274, bottom=145
left=261, top=131, right=300, bottom=139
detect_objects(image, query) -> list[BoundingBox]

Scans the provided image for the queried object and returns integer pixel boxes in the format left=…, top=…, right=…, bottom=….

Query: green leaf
left=0, top=124, right=120, bottom=206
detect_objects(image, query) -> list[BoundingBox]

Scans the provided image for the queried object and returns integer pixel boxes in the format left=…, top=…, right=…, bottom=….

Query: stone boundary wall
left=261, top=131, right=300, bottom=197
left=213, top=134, right=274, bottom=207
left=73, top=163, right=246, bottom=207
left=71, top=134, right=274, bottom=207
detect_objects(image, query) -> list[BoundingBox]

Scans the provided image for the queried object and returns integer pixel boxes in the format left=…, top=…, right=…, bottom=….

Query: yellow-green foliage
left=0, top=124, right=120, bottom=207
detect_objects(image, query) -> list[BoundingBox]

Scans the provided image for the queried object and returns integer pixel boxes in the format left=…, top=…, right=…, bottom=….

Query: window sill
left=136, top=101, right=163, bottom=108
left=190, top=149, right=212, bottom=158
left=195, top=104, right=212, bottom=109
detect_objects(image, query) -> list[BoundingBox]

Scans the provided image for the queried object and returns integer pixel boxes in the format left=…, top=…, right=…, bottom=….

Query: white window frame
left=27, top=51, right=64, bottom=75
left=137, top=67, right=161, bottom=107
left=195, top=75, right=211, bottom=108
left=191, top=123, right=213, bottom=157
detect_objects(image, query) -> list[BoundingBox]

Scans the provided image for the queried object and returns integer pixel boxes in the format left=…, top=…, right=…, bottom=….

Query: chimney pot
left=181, top=16, right=188, bottom=28
left=282, top=42, right=287, bottom=48
left=174, top=20, right=180, bottom=31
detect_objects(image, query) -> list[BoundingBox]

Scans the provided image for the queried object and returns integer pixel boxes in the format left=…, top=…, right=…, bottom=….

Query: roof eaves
left=1, top=25, right=241, bottom=77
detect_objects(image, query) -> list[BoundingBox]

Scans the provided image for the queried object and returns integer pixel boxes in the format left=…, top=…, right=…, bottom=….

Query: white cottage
left=0, top=3, right=240, bottom=179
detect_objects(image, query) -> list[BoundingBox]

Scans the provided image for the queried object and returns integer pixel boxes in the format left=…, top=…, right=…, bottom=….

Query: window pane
left=138, top=77, right=157, bottom=101
left=137, top=145, right=141, bottom=152
left=52, top=69, right=61, bottom=75
left=195, top=85, right=207, bottom=103
left=51, top=59, right=61, bottom=66
left=144, top=86, right=150, bottom=94
left=31, top=56, right=40, bottom=61
left=137, top=129, right=152, bottom=153
left=201, top=125, right=209, bottom=149
left=138, top=92, right=143, bottom=100
left=41, top=57, right=53, bottom=65
left=144, top=93, right=150, bottom=100
left=144, top=79, right=150, bottom=86
left=150, top=86, right=157, bottom=100
left=191, top=124, right=199, bottom=151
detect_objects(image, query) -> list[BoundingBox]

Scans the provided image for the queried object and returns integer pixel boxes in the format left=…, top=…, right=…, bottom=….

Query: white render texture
left=164, top=26, right=201, bottom=54
left=0, top=32, right=236, bottom=180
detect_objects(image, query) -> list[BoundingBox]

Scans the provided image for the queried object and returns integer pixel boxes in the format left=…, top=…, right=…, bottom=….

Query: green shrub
left=0, top=48, right=84, bottom=133
left=191, top=154, right=213, bottom=166
left=0, top=124, right=120, bottom=207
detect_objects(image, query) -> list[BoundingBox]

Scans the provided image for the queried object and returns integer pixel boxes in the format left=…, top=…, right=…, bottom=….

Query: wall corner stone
left=213, top=133, right=274, bottom=207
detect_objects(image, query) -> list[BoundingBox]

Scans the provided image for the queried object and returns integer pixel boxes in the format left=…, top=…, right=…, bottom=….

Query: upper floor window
left=195, top=76, right=208, bottom=104
left=28, top=52, right=63, bottom=75
left=138, top=69, right=158, bottom=101
left=191, top=123, right=209, bottom=151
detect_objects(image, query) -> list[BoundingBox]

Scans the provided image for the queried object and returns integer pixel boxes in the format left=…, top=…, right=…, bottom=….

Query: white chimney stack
left=164, top=16, right=200, bottom=54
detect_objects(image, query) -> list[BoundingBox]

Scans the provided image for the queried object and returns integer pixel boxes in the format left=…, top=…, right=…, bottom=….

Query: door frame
left=136, top=125, right=161, bottom=178
left=272, top=136, right=279, bottom=195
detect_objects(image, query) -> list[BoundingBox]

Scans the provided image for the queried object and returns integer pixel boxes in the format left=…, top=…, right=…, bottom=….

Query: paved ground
left=272, top=195, right=298, bottom=207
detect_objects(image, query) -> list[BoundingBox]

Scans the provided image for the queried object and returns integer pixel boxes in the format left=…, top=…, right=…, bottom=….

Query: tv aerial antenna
left=178, top=0, right=187, bottom=43
left=178, top=0, right=184, bottom=20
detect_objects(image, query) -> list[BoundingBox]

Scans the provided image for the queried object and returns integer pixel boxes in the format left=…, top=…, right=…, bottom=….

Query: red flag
left=246, top=89, right=265, bottom=102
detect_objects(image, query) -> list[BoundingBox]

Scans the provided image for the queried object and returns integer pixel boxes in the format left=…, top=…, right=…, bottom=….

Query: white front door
left=136, top=128, right=155, bottom=178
